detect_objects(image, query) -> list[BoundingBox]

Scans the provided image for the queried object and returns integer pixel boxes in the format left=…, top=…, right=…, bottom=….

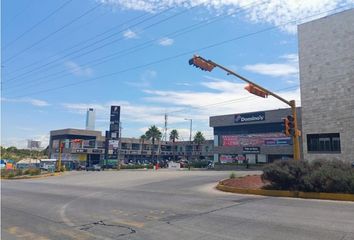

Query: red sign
left=222, top=133, right=290, bottom=147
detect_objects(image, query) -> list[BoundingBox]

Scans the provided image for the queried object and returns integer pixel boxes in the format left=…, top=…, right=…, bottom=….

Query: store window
left=307, top=133, right=341, bottom=153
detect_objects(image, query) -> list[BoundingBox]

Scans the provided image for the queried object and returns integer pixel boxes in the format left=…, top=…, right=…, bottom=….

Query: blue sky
left=1, top=0, right=353, bottom=148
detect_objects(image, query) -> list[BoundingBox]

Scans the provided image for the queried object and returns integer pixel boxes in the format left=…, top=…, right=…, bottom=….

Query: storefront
left=210, top=108, right=301, bottom=164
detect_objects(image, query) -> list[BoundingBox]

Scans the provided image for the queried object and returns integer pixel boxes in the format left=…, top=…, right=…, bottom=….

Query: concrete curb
left=1, top=172, right=62, bottom=180
left=216, top=182, right=354, bottom=202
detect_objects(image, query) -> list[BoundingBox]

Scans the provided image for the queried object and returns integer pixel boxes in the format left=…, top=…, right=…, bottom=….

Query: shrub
left=262, top=159, right=354, bottom=193
left=28, top=168, right=41, bottom=176
left=7, top=172, right=15, bottom=178
left=229, top=172, right=236, bottom=179
left=15, top=169, right=23, bottom=176
left=190, top=161, right=209, bottom=168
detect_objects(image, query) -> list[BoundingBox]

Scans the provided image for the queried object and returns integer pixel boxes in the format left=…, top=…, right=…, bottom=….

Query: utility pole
left=57, top=140, right=62, bottom=172
left=117, top=121, right=122, bottom=170
left=184, top=118, right=192, bottom=142
left=164, top=113, right=168, bottom=142
left=189, top=55, right=301, bottom=160
left=184, top=118, right=193, bottom=161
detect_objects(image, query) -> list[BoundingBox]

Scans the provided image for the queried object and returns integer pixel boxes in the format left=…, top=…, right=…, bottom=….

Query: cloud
left=1, top=134, right=49, bottom=149
left=1, top=97, right=50, bottom=107
left=123, top=29, right=138, bottom=39
left=99, top=0, right=352, bottom=33
left=158, top=37, right=174, bottom=46
left=175, top=82, right=192, bottom=86
left=65, top=61, right=93, bottom=77
left=244, top=63, right=298, bottom=77
left=143, top=77, right=301, bottom=119
left=62, top=77, right=300, bottom=139
left=125, top=69, right=157, bottom=87
left=243, top=53, right=299, bottom=77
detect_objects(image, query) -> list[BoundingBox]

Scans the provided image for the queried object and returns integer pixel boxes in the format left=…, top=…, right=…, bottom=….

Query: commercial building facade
left=298, top=9, right=354, bottom=162
left=210, top=108, right=301, bottom=164
left=49, top=128, right=214, bottom=168
left=49, top=129, right=106, bottom=169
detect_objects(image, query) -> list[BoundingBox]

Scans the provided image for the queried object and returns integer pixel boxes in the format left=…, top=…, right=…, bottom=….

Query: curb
left=1, top=172, right=62, bottom=180
left=216, top=182, right=354, bottom=202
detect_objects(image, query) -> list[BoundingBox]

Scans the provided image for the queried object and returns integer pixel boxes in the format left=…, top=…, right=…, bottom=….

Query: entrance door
left=245, top=154, right=256, bottom=164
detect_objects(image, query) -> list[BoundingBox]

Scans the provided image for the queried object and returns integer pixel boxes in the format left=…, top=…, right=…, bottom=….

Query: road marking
left=7, top=226, right=50, bottom=240
left=59, top=192, right=100, bottom=227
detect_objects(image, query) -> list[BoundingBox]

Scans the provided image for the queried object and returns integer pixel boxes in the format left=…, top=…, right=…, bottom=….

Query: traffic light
left=188, top=55, right=215, bottom=72
left=283, top=115, right=295, bottom=136
left=244, top=84, right=268, bottom=98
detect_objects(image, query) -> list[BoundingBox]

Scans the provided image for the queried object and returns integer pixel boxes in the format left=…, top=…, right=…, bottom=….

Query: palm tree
left=193, top=131, right=205, bottom=161
left=140, top=134, right=147, bottom=159
left=145, top=125, right=162, bottom=163
left=169, top=129, right=179, bottom=161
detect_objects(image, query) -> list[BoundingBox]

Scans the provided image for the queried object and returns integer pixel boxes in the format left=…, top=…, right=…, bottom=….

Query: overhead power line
left=3, top=0, right=265, bottom=91
left=3, top=2, right=103, bottom=64
left=3, top=0, right=74, bottom=50
left=4, top=6, right=179, bottom=82
left=4, top=12, right=150, bottom=77
left=5, top=5, right=351, bottom=98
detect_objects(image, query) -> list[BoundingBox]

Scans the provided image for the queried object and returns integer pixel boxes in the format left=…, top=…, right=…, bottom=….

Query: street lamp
left=189, top=55, right=301, bottom=160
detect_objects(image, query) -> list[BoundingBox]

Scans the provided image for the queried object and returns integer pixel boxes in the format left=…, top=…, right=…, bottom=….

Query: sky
left=1, top=0, right=353, bottom=148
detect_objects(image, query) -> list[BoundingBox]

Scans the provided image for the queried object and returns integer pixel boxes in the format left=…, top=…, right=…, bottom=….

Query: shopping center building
left=210, top=108, right=301, bottom=164
left=48, top=128, right=213, bottom=168
left=298, top=9, right=354, bottom=162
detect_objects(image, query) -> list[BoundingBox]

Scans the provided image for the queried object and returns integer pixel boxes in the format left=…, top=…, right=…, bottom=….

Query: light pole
left=185, top=118, right=193, bottom=161
left=189, top=55, right=301, bottom=160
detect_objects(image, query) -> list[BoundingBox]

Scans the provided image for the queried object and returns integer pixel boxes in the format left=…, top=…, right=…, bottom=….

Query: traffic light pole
left=191, top=55, right=301, bottom=160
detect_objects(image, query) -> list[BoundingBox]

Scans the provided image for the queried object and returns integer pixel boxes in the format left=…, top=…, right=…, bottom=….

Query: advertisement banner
left=222, top=133, right=291, bottom=147
left=220, top=155, right=234, bottom=163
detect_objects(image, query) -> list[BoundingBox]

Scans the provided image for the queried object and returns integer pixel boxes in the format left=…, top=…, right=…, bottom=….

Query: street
left=1, top=170, right=354, bottom=240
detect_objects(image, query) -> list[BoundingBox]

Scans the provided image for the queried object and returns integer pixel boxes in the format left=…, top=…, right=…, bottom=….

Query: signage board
left=234, top=111, right=265, bottom=123
left=243, top=147, right=260, bottom=153
left=110, top=106, right=120, bottom=133
left=75, top=149, right=87, bottom=153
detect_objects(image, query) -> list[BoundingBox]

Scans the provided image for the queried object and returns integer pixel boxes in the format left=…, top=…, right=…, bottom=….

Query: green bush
left=28, top=168, right=41, bottom=176
left=262, top=160, right=354, bottom=193
left=15, top=169, right=23, bottom=176
left=229, top=172, right=236, bottom=179
left=190, top=161, right=209, bottom=168
left=7, top=172, right=15, bottom=178
left=120, top=164, right=153, bottom=169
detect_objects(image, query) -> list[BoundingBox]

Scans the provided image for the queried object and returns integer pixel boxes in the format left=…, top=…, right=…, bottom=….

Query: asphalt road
left=1, top=170, right=354, bottom=240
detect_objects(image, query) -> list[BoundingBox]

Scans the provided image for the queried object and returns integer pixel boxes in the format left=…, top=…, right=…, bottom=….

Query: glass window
left=307, top=133, right=341, bottom=153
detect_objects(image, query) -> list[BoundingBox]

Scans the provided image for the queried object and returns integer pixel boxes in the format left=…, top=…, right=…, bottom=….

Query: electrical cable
left=3, top=0, right=266, bottom=91
left=6, top=5, right=351, bottom=98
left=3, top=2, right=103, bottom=63
left=3, top=0, right=74, bottom=50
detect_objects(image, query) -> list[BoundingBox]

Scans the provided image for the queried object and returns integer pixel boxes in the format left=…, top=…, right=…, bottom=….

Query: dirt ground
left=221, top=175, right=269, bottom=189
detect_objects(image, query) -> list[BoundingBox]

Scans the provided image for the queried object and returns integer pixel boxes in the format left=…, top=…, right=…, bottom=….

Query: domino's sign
left=234, top=112, right=265, bottom=123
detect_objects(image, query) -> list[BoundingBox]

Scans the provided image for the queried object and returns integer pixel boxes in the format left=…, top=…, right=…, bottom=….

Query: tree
left=140, top=134, right=147, bottom=154
left=145, top=126, right=162, bottom=163
left=169, top=129, right=179, bottom=161
left=193, top=131, right=205, bottom=160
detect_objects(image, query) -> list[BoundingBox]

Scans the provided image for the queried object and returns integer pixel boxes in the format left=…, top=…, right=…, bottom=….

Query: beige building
left=298, top=9, right=354, bottom=162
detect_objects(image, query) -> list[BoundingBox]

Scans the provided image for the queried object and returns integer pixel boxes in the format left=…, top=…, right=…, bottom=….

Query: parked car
left=76, top=165, right=86, bottom=171
left=86, top=164, right=101, bottom=171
